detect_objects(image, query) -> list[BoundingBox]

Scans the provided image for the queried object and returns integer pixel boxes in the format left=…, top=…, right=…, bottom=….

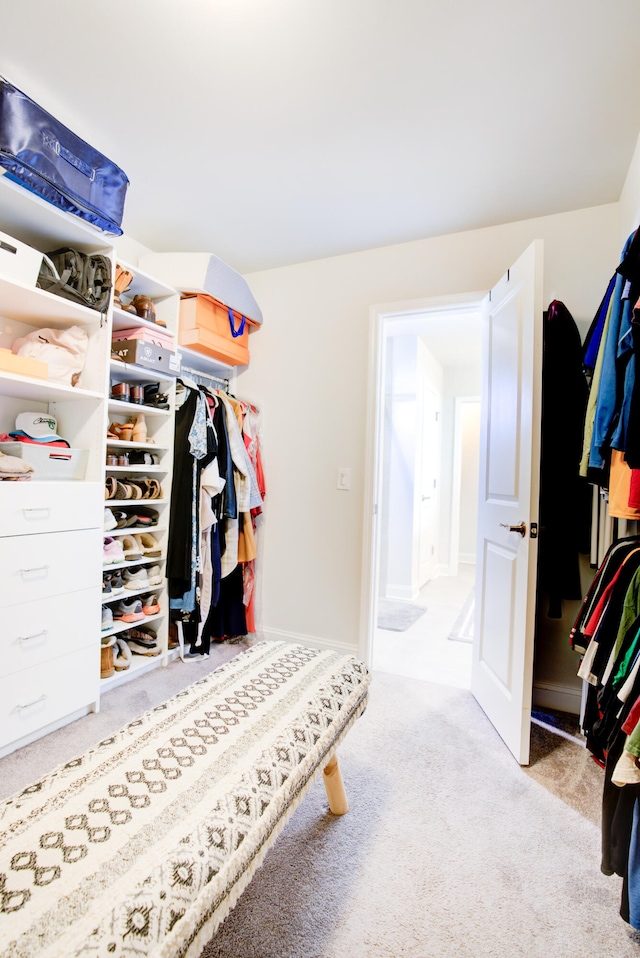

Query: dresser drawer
left=0, top=645, right=99, bottom=748
left=0, top=481, right=102, bottom=537
left=0, top=528, right=102, bottom=606
left=0, top=588, right=100, bottom=677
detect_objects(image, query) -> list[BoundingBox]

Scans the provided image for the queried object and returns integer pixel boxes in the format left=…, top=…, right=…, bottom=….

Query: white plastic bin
left=0, top=442, right=88, bottom=480
left=0, top=230, right=43, bottom=287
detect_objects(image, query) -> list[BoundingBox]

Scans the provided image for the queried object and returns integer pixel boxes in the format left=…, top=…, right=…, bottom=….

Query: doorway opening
left=368, top=299, right=483, bottom=689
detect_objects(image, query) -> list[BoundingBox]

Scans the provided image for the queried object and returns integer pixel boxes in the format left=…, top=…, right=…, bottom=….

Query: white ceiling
left=2, top=0, right=640, bottom=274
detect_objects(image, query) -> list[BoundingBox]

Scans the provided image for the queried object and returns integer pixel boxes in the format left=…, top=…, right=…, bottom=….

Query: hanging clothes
left=537, top=300, right=590, bottom=617
left=167, top=378, right=265, bottom=653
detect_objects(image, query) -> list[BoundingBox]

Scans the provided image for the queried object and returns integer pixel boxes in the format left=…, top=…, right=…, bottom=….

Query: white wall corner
left=260, top=627, right=358, bottom=656
left=532, top=680, right=582, bottom=716
left=619, top=131, right=640, bottom=243
left=384, top=583, right=420, bottom=602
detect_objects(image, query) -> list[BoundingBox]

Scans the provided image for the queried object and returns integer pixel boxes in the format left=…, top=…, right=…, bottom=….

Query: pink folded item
left=112, top=326, right=174, bottom=349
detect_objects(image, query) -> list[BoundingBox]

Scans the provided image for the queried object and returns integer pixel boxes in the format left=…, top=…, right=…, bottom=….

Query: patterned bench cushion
left=0, top=642, right=370, bottom=958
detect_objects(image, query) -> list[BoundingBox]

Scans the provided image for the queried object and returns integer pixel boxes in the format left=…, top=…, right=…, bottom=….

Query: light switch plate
left=337, top=467, right=351, bottom=490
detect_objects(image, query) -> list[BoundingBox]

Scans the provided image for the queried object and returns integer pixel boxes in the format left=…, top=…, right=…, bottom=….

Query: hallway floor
left=372, top=564, right=475, bottom=688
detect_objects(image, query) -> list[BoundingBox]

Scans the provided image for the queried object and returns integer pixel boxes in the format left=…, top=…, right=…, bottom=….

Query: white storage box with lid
left=0, top=442, right=88, bottom=480
left=0, top=230, right=43, bottom=287
left=139, top=251, right=263, bottom=326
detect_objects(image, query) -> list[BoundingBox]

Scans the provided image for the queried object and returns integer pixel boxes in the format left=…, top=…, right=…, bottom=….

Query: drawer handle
left=18, top=629, right=50, bottom=643
left=16, top=694, right=47, bottom=711
left=22, top=507, right=52, bottom=517
left=19, top=565, right=50, bottom=576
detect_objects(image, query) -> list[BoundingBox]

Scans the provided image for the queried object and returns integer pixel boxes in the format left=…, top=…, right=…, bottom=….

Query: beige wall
left=238, top=202, right=620, bottom=652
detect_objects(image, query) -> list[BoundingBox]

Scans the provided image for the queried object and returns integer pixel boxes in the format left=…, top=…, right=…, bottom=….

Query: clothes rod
left=179, top=364, right=230, bottom=390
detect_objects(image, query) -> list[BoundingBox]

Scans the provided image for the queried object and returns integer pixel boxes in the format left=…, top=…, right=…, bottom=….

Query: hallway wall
left=237, top=202, right=620, bottom=651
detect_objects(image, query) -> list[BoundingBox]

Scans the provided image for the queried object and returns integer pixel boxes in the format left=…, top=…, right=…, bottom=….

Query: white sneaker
left=122, top=566, right=150, bottom=590
left=146, top=564, right=163, bottom=586
left=104, top=508, right=117, bottom=531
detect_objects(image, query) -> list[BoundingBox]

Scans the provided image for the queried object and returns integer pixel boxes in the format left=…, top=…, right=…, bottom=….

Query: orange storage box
left=178, top=294, right=250, bottom=366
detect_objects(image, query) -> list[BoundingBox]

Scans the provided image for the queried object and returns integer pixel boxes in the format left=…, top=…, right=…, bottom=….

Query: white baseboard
left=260, top=627, right=358, bottom=656
left=458, top=554, right=476, bottom=565
left=533, top=680, right=582, bottom=716
left=384, top=584, right=419, bottom=601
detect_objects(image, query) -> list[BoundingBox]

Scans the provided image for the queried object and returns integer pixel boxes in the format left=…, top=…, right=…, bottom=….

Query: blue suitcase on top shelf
left=0, top=77, right=129, bottom=235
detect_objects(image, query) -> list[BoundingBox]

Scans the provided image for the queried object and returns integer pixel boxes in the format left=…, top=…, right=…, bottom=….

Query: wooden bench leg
left=323, top=753, right=349, bottom=815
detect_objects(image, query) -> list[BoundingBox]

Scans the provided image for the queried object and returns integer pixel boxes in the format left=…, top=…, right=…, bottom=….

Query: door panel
left=472, top=240, right=543, bottom=765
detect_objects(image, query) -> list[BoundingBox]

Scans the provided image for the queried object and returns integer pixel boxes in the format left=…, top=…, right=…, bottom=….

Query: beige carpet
left=1, top=652, right=637, bottom=957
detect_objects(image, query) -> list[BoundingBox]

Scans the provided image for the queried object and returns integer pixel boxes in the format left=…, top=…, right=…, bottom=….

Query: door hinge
left=530, top=522, right=538, bottom=539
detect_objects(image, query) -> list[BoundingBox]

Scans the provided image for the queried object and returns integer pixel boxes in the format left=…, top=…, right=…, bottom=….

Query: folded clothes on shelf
left=0, top=450, right=34, bottom=480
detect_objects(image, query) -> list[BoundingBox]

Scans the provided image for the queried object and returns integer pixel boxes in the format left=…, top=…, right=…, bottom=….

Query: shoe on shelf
left=107, top=421, right=134, bottom=442
left=144, top=392, right=169, bottom=410
left=132, top=507, right=159, bottom=527
left=101, top=606, right=114, bottom=632
left=103, top=537, right=125, bottom=564
left=121, top=534, right=143, bottom=560
left=133, top=477, right=161, bottom=499
left=113, top=637, right=132, bottom=671
left=111, top=382, right=131, bottom=402
left=146, top=564, right=164, bottom=586
left=102, top=575, right=112, bottom=598
left=104, top=508, right=117, bottom=531
left=141, top=593, right=160, bottom=615
left=168, top=621, right=179, bottom=649
left=122, top=565, right=150, bottom=591
left=126, top=637, right=161, bottom=656
left=113, top=597, right=145, bottom=623
left=123, top=625, right=157, bottom=645
left=101, top=634, right=116, bottom=677
left=128, top=450, right=159, bottom=466
left=113, top=509, right=136, bottom=528
left=105, top=570, right=124, bottom=596
left=110, top=478, right=133, bottom=500
left=135, top=533, right=161, bottom=557
left=131, top=413, right=147, bottom=443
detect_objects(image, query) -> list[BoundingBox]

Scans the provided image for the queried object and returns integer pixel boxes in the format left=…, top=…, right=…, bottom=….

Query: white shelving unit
left=0, top=178, right=182, bottom=755
left=101, top=257, right=180, bottom=685
left=0, top=177, right=110, bottom=758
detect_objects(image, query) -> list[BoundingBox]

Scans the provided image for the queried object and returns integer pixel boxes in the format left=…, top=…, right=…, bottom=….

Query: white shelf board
left=0, top=275, right=103, bottom=327
left=104, top=524, right=166, bottom=536
left=102, top=583, right=165, bottom=604
left=100, top=609, right=165, bottom=639
left=114, top=262, right=179, bottom=304
left=105, top=465, right=166, bottom=474
left=109, top=358, right=175, bottom=385
left=0, top=370, right=103, bottom=403
left=104, top=499, right=169, bottom=512
left=112, top=306, right=176, bottom=336
left=177, top=346, right=235, bottom=377
left=0, top=175, right=110, bottom=250
left=100, top=651, right=164, bottom=690
left=103, top=555, right=166, bottom=572
left=108, top=398, right=171, bottom=418
left=105, top=437, right=168, bottom=451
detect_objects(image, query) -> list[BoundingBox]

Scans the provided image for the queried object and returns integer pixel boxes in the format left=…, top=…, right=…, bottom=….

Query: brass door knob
left=499, top=521, right=527, bottom=538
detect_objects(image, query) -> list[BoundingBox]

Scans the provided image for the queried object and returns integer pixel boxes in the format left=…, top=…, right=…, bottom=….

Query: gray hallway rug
left=377, top=598, right=427, bottom=632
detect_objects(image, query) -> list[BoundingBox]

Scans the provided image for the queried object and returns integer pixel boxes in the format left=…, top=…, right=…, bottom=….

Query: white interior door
left=471, top=240, right=543, bottom=766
